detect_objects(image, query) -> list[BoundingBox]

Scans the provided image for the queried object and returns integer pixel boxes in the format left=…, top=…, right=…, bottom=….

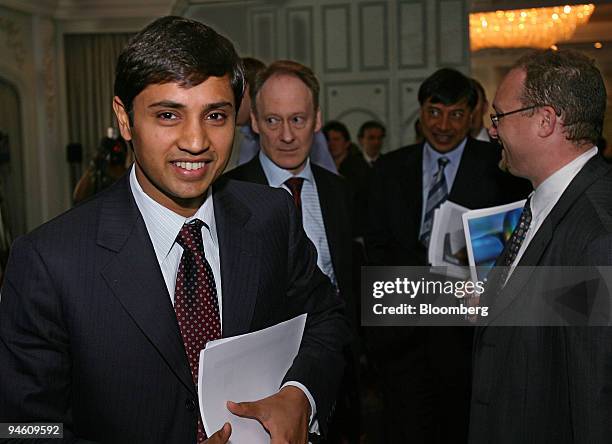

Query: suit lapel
left=242, top=156, right=269, bottom=185
left=400, top=146, right=424, bottom=241
left=483, top=155, right=611, bottom=326
left=448, top=138, right=475, bottom=202
left=97, top=176, right=195, bottom=395
left=213, top=179, right=260, bottom=338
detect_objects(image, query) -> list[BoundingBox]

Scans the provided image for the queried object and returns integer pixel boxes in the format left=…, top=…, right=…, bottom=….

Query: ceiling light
left=470, top=4, right=595, bottom=51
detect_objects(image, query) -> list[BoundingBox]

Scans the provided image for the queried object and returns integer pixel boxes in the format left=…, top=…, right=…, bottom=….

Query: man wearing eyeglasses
left=470, top=49, right=612, bottom=443
left=365, top=68, right=529, bottom=443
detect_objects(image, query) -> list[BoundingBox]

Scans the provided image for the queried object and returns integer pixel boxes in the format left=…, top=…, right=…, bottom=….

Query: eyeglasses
left=490, top=105, right=542, bottom=128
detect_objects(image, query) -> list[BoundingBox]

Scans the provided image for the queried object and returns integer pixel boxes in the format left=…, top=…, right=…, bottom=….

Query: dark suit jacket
left=0, top=174, right=348, bottom=443
left=224, top=156, right=353, bottom=304
left=366, top=137, right=531, bottom=266
left=471, top=155, right=612, bottom=444
left=339, top=147, right=372, bottom=237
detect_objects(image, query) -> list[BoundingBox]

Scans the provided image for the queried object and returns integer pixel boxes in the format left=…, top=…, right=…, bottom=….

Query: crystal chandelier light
left=470, top=4, right=595, bottom=51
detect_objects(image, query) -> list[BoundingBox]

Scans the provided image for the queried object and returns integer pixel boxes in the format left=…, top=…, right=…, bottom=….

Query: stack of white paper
left=198, top=314, right=307, bottom=443
left=428, top=201, right=471, bottom=278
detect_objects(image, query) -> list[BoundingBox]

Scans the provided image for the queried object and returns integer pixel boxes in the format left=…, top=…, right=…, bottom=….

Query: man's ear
left=314, top=108, right=322, bottom=133
left=537, top=105, right=557, bottom=138
left=250, top=111, right=260, bottom=135
left=113, top=96, right=133, bottom=141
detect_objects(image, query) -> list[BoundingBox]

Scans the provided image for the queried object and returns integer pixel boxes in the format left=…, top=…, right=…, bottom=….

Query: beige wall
left=0, top=5, right=67, bottom=233
left=188, top=0, right=471, bottom=153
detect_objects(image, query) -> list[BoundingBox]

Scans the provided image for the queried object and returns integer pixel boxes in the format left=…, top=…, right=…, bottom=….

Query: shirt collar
left=258, top=149, right=314, bottom=186
left=363, top=151, right=379, bottom=165
left=531, top=146, right=598, bottom=221
left=129, top=165, right=218, bottom=264
left=423, top=137, right=467, bottom=168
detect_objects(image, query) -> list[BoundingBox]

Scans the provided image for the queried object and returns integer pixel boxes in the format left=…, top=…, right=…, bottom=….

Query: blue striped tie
left=420, top=157, right=450, bottom=247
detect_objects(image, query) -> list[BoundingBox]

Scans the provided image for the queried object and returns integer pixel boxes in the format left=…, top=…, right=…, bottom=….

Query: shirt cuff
left=281, top=381, right=320, bottom=434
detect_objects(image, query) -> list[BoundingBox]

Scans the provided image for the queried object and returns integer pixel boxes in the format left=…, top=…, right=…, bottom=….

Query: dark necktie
left=498, top=197, right=532, bottom=285
left=284, top=177, right=305, bottom=213
left=420, top=157, right=450, bottom=246
left=174, top=219, right=221, bottom=443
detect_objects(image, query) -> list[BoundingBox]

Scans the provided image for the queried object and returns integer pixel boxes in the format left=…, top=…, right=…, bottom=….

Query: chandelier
left=470, top=4, right=595, bottom=51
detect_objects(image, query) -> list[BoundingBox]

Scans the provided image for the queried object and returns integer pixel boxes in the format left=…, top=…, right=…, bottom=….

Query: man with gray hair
left=471, top=49, right=612, bottom=443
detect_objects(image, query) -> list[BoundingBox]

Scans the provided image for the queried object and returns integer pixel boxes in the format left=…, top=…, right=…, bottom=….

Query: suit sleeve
left=565, top=234, right=612, bottom=443
left=0, top=236, right=96, bottom=444
left=279, top=193, right=350, bottom=435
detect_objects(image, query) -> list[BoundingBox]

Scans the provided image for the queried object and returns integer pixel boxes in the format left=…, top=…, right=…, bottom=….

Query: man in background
left=226, top=56, right=265, bottom=171
left=225, top=61, right=356, bottom=443
left=322, top=120, right=370, bottom=238
left=357, top=120, right=386, bottom=167
left=226, top=60, right=352, bottom=306
left=366, top=67, right=530, bottom=443
left=233, top=60, right=338, bottom=174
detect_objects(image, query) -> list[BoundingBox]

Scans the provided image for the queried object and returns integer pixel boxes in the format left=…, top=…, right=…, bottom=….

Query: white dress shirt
left=511, top=146, right=598, bottom=268
left=258, top=150, right=337, bottom=288
left=129, top=165, right=318, bottom=432
left=130, top=166, right=223, bottom=318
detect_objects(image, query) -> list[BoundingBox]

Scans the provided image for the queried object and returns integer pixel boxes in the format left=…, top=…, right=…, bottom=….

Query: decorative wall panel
left=322, top=4, right=351, bottom=73
left=286, top=7, right=314, bottom=67
left=359, top=2, right=388, bottom=70
left=324, top=80, right=389, bottom=144
left=398, top=0, right=426, bottom=68
left=437, top=0, right=467, bottom=66
left=249, top=8, right=277, bottom=62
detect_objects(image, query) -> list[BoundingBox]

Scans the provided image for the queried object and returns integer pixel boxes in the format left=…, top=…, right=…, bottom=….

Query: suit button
left=185, top=399, right=196, bottom=411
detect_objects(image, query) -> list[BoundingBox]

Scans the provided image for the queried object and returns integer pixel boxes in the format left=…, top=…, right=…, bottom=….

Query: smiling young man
left=0, top=17, right=347, bottom=444
left=364, top=68, right=530, bottom=444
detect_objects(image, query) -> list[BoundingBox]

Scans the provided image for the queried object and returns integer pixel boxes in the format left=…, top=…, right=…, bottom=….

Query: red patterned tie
left=174, top=219, right=221, bottom=443
left=284, top=177, right=305, bottom=213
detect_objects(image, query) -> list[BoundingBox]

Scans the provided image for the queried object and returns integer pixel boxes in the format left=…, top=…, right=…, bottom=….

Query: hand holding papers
left=198, top=314, right=307, bottom=443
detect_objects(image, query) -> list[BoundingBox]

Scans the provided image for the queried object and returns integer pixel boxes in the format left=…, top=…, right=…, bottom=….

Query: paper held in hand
left=198, top=314, right=307, bottom=443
